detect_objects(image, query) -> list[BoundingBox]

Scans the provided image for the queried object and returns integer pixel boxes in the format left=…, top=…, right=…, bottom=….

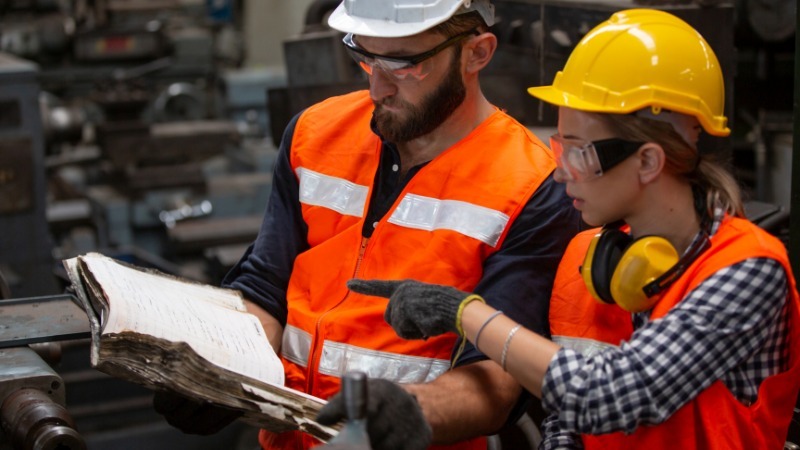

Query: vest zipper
left=352, top=236, right=369, bottom=279
left=306, top=236, right=371, bottom=395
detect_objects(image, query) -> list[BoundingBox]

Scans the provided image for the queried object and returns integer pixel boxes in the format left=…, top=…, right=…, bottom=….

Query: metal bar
left=0, top=295, right=91, bottom=348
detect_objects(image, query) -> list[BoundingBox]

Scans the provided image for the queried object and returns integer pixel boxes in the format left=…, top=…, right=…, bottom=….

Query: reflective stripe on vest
left=282, top=324, right=313, bottom=367
left=296, top=167, right=369, bottom=217
left=282, top=325, right=449, bottom=384
left=552, top=335, right=618, bottom=358
left=389, top=193, right=510, bottom=247
left=295, top=167, right=511, bottom=246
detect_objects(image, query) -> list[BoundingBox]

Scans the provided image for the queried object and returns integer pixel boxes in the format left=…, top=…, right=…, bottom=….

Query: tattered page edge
left=62, top=257, right=102, bottom=366
left=242, top=382, right=337, bottom=442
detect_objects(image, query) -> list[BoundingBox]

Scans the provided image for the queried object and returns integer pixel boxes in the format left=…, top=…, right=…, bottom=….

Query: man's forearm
left=405, top=359, right=522, bottom=444
left=245, top=299, right=284, bottom=352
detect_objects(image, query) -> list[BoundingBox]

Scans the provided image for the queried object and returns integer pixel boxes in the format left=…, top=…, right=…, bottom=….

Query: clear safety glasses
left=549, top=135, right=644, bottom=182
left=342, top=29, right=478, bottom=81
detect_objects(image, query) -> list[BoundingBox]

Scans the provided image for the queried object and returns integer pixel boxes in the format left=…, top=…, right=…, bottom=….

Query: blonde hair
left=599, top=113, right=744, bottom=218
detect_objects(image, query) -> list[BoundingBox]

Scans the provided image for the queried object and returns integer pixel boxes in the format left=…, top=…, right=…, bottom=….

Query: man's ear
left=638, top=143, right=665, bottom=184
left=465, top=32, right=497, bottom=74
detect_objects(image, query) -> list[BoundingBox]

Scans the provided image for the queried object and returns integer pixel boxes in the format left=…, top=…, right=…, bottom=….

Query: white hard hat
left=328, top=0, right=495, bottom=38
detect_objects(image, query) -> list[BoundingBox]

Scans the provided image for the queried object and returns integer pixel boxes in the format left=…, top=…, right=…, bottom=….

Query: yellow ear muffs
left=581, top=223, right=711, bottom=313
left=581, top=225, right=708, bottom=313
left=609, top=236, right=680, bottom=313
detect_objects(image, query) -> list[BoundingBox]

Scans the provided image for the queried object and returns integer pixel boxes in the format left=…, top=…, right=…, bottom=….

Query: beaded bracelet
left=501, top=325, right=522, bottom=371
left=474, top=310, right=503, bottom=353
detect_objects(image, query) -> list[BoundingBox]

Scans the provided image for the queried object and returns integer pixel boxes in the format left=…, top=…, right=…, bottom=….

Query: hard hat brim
left=527, top=85, right=605, bottom=114
left=527, top=85, right=731, bottom=137
left=328, top=3, right=450, bottom=38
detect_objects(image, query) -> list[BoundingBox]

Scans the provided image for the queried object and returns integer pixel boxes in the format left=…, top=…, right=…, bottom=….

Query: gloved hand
left=153, top=390, right=243, bottom=435
left=317, top=378, right=432, bottom=450
left=347, top=279, right=483, bottom=339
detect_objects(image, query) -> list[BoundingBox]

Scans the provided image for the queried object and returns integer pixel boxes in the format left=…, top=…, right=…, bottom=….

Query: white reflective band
left=282, top=325, right=312, bottom=367
left=389, top=194, right=510, bottom=247
left=282, top=326, right=450, bottom=384
left=319, top=341, right=449, bottom=384
left=296, top=167, right=369, bottom=217
left=552, top=335, right=617, bottom=358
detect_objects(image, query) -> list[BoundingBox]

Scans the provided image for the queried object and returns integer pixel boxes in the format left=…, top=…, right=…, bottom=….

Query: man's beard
left=373, top=54, right=467, bottom=144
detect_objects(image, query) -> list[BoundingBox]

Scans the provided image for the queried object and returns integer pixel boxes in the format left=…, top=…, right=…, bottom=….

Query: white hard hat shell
left=328, top=0, right=494, bottom=38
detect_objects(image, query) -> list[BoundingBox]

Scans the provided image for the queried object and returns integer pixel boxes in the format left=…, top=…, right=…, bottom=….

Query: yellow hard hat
left=528, top=9, right=729, bottom=136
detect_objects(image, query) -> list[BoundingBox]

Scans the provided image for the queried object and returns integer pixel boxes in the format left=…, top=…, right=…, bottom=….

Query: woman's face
left=554, top=107, right=641, bottom=227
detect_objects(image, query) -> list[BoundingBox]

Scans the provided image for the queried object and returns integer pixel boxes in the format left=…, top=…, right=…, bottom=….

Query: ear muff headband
left=641, top=231, right=711, bottom=297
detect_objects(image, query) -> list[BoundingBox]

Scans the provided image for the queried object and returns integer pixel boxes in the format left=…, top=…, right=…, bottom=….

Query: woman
left=341, top=9, right=800, bottom=449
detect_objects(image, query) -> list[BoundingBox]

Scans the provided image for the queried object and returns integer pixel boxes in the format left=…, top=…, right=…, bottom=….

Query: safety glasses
left=342, top=29, right=478, bottom=81
left=549, top=135, right=644, bottom=182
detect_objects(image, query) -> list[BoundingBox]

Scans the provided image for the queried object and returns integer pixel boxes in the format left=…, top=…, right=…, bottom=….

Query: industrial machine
left=1, top=0, right=283, bottom=287
left=0, top=2, right=278, bottom=448
left=0, top=294, right=90, bottom=450
left=0, top=51, right=59, bottom=298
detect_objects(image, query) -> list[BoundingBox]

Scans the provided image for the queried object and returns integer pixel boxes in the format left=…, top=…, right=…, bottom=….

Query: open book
left=63, top=252, right=335, bottom=441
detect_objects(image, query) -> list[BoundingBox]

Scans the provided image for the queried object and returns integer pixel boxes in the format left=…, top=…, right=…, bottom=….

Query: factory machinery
left=1, top=1, right=280, bottom=448
left=0, top=0, right=796, bottom=448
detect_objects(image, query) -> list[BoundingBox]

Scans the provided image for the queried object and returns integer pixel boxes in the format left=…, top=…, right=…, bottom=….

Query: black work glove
left=153, top=390, right=242, bottom=436
left=347, top=278, right=481, bottom=339
left=317, top=378, right=432, bottom=450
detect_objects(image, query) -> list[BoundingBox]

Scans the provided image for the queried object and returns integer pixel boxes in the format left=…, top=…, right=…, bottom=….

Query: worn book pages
left=63, top=252, right=335, bottom=441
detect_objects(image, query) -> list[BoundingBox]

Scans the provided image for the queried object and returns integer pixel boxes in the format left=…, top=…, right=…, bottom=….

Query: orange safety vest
left=261, top=90, right=557, bottom=450
left=549, top=215, right=800, bottom=449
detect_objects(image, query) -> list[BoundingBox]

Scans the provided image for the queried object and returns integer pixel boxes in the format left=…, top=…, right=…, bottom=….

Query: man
left=157, top=0, right=580, bottom=448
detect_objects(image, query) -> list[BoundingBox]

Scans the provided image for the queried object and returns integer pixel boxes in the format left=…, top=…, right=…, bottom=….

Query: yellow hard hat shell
left=528, top=9, right=730, bottom=136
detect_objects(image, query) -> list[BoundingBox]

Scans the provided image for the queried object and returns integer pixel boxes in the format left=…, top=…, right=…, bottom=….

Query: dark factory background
left=0, top=0, right=795, bottom=449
